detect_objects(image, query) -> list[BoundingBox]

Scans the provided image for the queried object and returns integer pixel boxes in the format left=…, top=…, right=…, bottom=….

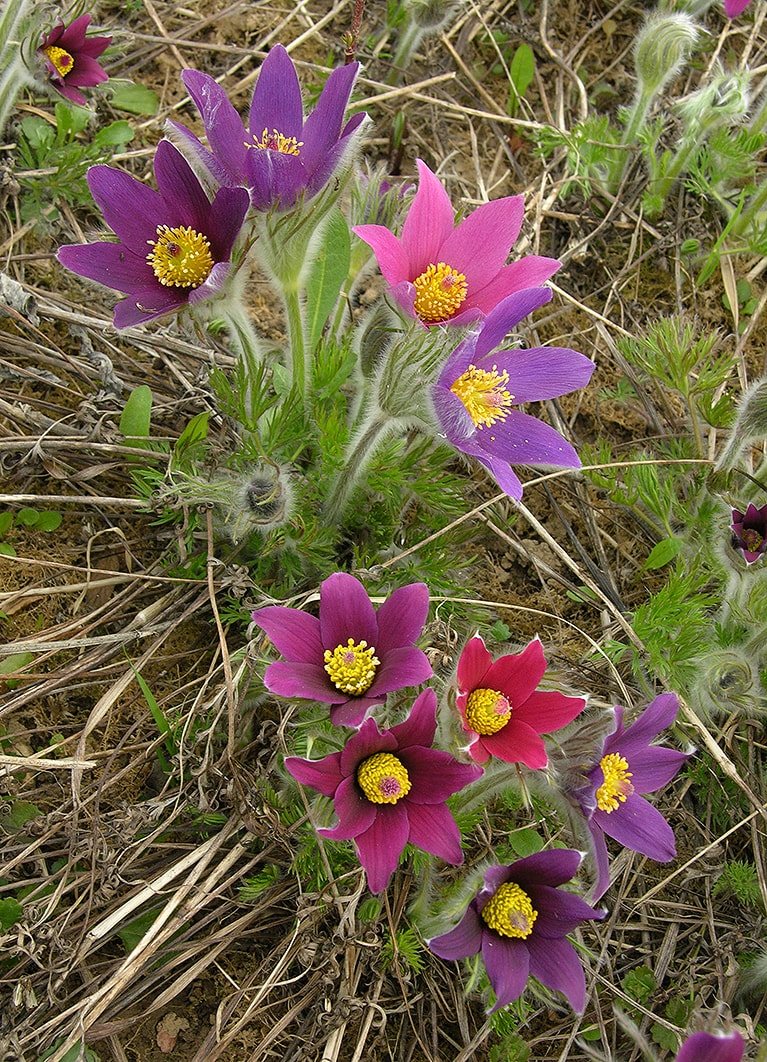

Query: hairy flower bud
left=634, top=12, right=700, bottom=99
left=403, top=0, right=456, bottom=30
left=678, top=67, right=751, bottom=135
left=691, top=648, right=765, bottom=719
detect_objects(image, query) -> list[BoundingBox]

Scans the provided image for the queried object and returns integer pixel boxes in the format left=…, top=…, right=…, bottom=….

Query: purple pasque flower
left=39, top=14, right=111, bottom=106
left=676, top=1030, right=745, bottom=1062
left=431, top=286, right=595, bottom=499
left=57, top=140, right=249, bottom=328
left=570, top=693, right=689, bottom=901
left=731, top=503, right=767, bottom=563
left=251, top=572, right=433, bottom=728
left=353, top=158, right=561, bottom=327
left=172, top=46, right=366, bottom=212
left=724, top=0, right=752, bottom=17
left=456, top=635, right=585, bottom=768
left=285, top=687, right=482, bottom=893
left=428, top=849, right=604, bottom=1012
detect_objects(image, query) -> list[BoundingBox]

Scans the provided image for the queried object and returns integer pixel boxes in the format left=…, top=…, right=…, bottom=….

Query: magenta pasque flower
left=569, top=693, right=689, bottom=901
left=724, top=0, right=752, bottom=17
left=285, top=688, right=482, bottom=893
left=428, top=849, right=604, bottom=1012
left=456, top=635, right=585, bottom=768
left=431, top=286, right=595, bottom=499
left=251, top=573, right=433, bottom=728
left=731, top=503, right=767, bottom=563
left=676, top=1030, right=745, bottom=1062
left=57, top=140, right=249, bottom=328
left=39, top=14, right=111, bottom=106
left=353, top=158, right=560, bottom=327
left=172, top=46, right=366, bottom=212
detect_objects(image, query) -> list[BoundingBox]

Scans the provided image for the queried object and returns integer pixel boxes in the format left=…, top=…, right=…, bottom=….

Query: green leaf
left=0, top=512, right=14, bottom=536
left=2, top=801, right=41, bottom=832
left=508, top=828, right=544, bottom=857
left=651, top=1023, right=679, bottom=1052
left=0, top=897, right=23, bottom=931
left=305, top=208, right=351, bottom=352
left=0, top=543, right=16, bottom=558
left=622, top=965, right=655, bottom=1004
left=117, top=908, right=159, bottom=953
left=93, top=120, right=134, bottom=147
left=0, top=651, right=34, bottom=687
left=36, top=511, right=62, bottom=532
left=120, top=385, right=153, bottom=442
left=109, top=81, right=160, bottom=116
left=508, top=43, right=535, bottom=116
left=15, top=508, right=40, bottom=527
left=643, top=536, right=683, bottom=570
left=38, top=1041, right=102, bottom=1062
left=170, top=411, right=209, bottom=470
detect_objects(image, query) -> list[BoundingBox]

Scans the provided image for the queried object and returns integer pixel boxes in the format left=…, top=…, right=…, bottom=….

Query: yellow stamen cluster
left=357, top=752, right=411, bottom=804
left=595, top=752, right=634, bottom=813
left=44, top=45, right=74, bottom=77
left=481, top=882, right=538, bottom=939
left=324, top=638, right=380, bottom=695
left=146, top=225, right=214, bottom=288
left=741, top=528, right=766, bottom=552
left=247, top=127, right=303, bottom=156
left=451, top=364, right=514, bottom=429
left=413, top=261, right=468, bottom=323
left=464, top=687, right=511, bottom=736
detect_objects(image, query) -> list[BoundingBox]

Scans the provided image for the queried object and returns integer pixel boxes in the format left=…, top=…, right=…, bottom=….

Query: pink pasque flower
left=353, top=159, right=560, bottom=327
left=285, top=688, right=482, bottom=893
left=456, top=635, right=585, bottom=768
left=676, top=1030, right=745, bottom=1062
left=725, top=0, right=752, bottom=17
left=38, top=15, right=111, bottom=106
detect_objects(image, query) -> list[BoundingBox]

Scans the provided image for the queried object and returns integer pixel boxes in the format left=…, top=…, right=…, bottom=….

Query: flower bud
left=403, top=0, right=456, bottom=31
left=634, top=12, right=700, bottom=99
left=678, top=67, right=751, bottom=135
left=691, top=648, right=764, bottom=719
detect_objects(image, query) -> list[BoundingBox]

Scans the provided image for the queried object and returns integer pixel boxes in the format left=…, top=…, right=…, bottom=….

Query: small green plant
left=713, top=859, right=762, bottom=908
left=0, top=507, right=62, bottom=557
left=380, top=925, right=426, bottom=973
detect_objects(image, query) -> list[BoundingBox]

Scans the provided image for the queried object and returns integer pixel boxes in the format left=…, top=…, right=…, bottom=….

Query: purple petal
left=440, top=196, right=525, bottom=291
left=86, top=166, right=164, bottom=253
left=525, top=883, right=602, bottom=938
left=58, top=241, right=149, bottom=294
left=594, top=792, right=676, bottom=862
left=322, top=774, right=376, bottom=838
left=475, top=409, right=581, bottom=469
left=483, top=935, right=530, bottom=1010
left=477, top=454, right=525, bottom=499
left=284, top=751, right=342, bottom=797
left=251, top=605, right=323, bottom=663
left=490, top=347, right=595, bottom=403
left=154, top=140, right=213, bottom=232
left=484, top=639, right=547, bottom=708
left=262, top=660, right=337, bottom=702
left=472, top=287, right=553, bottom=358
left=389, top=688, right=437, bottom=750
left=406, top=800, right=464, bottom=863
left=244, top=149, right=305, bottom=212
left=374, top=582, right=429, bottom=654
left=514, top=689, right=586, bottom=735
left=249, top=45, right=304, bottom=141
left=587, top=820, right=611, bottom=901
left=368, top=646, right=433, bottom=698
left=67, top=55, right=109, bottom=88
left=606, top=694, right=679, bottom=758
left=352, top=224, right=410, bottom=286
left=401, top=747, right=482, bottom=802
left=339, top=718, right=396, bottom=774
left=400, top=159, right=456, bottom=277
left=506, top=849, right=583, bottom=890
left=724, top=0, right=752, bottom=15
left=527, top=934, right=587, bottom=1011
left=208, top=186, right=250, bottom=260
left=300, top=61, right=360, bottom=170
left=168, top=120, right=236, bottom=190
left=182, top=69, right=249, bottom=183
left=319, top=573, right=377, bottom=650
left=428, top=904, right=484, bottom=960
left=626, top=746, right=689, bottom=794
left=355, top=803, right=409, bottom=893
left=676, top=1031, right=745, bottom=1062
left=187, top=260, right=231, bottom=305
left=328, top=696, right=380, bottom=728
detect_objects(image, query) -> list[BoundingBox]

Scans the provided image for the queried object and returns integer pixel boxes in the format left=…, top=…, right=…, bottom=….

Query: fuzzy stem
left=324, top=410, right=406, bottom=524
left=282, top=286, right=307, bottom=402
left=387, top=19, right=425, bottom=84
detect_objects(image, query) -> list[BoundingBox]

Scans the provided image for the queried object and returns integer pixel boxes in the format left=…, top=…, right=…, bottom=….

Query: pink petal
left=319, top=572, right=377, bottom=650
left=439, top=196, right=524, bottom=291
left=400, top=159, right=456, bottom=277
left=340, top=718, right=396, bottom=774
left=322, top=774, right=377, bottom=838
left=352, top=224, right=410, bottom=285
left=355, top=804, right=409, bottom=893
left=469, top=257, right=561, bottom=314
left=483, top=638, right=547, bottom=707
left=406, top=801, right=463, bottom=863
left=513, top=689, right=586, bottom=735
left=262, top=660, right=336, bottom=702
left=456, top=634, right=492, bottom=690
left=482, top=718, right=548, bottom=768
left=401, top=747, right=482, bottom=803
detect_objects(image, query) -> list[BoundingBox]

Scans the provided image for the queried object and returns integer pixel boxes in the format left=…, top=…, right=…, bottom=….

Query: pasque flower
left=172, top=46, right=366, bottom=211
left=39, top=14, right=111, bottom=106
left=252, top=573, right=433, bottom=727
left=724, top=0, right=752, bottom=17
left=431, top=286, right=595, bottom=499
left=353, top=158, right=560, bottom=327
left=285, top=688, right=482, bottom=892
left=569, top=693, right=689, bottom=901
left=428, top=849, right=604, bottom=1012
left=676, top=1030, right=744, bottom=1062
left=731, top=503, right=767, bottom=563
left=456, top=635, right=585, bottom=768
left=58, top=140, right=249, bottom=328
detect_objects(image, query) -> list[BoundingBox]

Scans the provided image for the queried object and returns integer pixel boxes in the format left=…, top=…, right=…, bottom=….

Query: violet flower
left=676, top=1030, right=745, bottom=1062
left=428, top=849, right=604, bottom=1012
left=353, top=158, right=561, bottom=327
left=251, top=573, right=433, bottom=728
left=569, top=693, right=689, bottom=901
left=39, top=14, right=111, bottom=106
left=431, top=286, right=595, bottom=499
left=57, top=140, right=249, bottom=328
left=731, top=503, right=767, bottom=563
left=456, top=635, right=585, bottom=768
left=172, top=46, right=366, bottom=211
left=285, top=688, right=482, bottom=893
left=724, top=0, right=752, bottom=17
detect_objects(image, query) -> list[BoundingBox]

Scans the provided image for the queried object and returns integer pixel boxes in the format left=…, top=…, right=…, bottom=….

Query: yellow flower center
left=412, top=261, right=468, bottom=323
left=357, top=752, right=411, bottom=804
left=741, top=528, right=765, bottom=552
left=451, top=364, right=514, bottom=429
left=247, top=127, right=303, bottom=155
left=146, top=225, right=214, bottom=289
left=44, top=45, right=74, bottom=78
left=481, top=882, right=538, bottom=939
left=464, top=687, right=511, bottom=735
left=323, top=638, right=380, bottom=696
left=595, top=752, right=634, bottom=813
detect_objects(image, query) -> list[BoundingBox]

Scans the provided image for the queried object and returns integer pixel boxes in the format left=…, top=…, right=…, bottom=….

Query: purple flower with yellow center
left=251, top=572, right=433, bottom=728
left=38, top=14, right=111, bottom=106
left=428, top=849, right=604, bottom=1012
left=353, top=158, right=561, bottom=327
left=285, top=688, right=482, bottom=893
left=57, top=140, right=249, bottom=328
left=431, top=286, right=595, bottom=499
left=731, top=503, right=767, bottom=563
left=571, top=693, right=689, bottom=901
left=456, top=635, right=585, bottom=768
left=172, top=46, right=366, bottom=212
left=676, top=1030, right=745, bottom=1062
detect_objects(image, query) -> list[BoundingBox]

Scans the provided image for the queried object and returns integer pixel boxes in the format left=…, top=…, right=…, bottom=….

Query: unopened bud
left=678, top=66, right=750, bottom=134
left=634, top=12, right=700, bottom=99
left=403, top=0, right=455, bottom=31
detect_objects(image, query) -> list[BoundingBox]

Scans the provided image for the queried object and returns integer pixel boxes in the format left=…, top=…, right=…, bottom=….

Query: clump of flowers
left=285, top=688, right=482, bottom=893
left=38, top=14, right=111, bottom=105
left=252, top=572, right=433, bottom=727
left=731, top=503, right=767, bottom=564
left=428, top=849, right=604, bottom=1012
left=455, top=634, right=585, bottom=767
